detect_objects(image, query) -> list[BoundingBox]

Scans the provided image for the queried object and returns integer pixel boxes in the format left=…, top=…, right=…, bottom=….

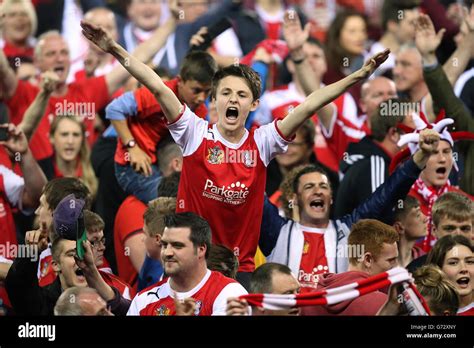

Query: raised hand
left=418, top=128, right=440, bottom=154
left=189, top=26, right=208, bottom=48
left=168, top=0, right=181, bottom=20
left=358, top=49, right=390, bottom=79
left=24, top=222, right=49, bottom=254
left=414, top=14, right=445, bottom=57
left=74, top=240, right=96, bottom=273
left=413, top=128, right=441, bottom=169
left=40, top=71, right=59, bottom=94
left=283, top=10, right=311, bottom=52
left=0, top=123, right=29, bottom=155
left=81, top=20, right=116, bottom=53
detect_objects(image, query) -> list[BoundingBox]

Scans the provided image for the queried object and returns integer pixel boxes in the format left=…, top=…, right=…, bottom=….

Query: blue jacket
left=259, top=158, right=422, bottom=274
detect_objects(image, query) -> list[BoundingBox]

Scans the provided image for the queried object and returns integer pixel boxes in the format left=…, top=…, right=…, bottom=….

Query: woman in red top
left=47, top=115, right=98, bottom=198
left=0, top=0, right=37, bottom=62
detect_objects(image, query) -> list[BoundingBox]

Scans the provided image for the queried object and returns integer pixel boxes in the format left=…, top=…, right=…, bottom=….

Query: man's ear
left=388, top=127, right=400, bottom=143
left=154, top=234, right=161, bottom=244
left=393, top=221, right=404, bottom=235
left=290, top=193, right=300, bottom=222
left=52, top=259, right=61, bottom=274
left=362, top=252, right=373, bottom=270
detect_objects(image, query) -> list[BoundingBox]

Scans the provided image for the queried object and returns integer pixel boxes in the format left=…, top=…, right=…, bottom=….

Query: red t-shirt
left=127, top=270, right=246, bottom=315
left=0, top=148, right=17, bottom=251
left=2, top=41, right=34, bottom=61
left=298, top=230, right=329, bottom=291
left=5, top=77, right=110, bottom=160
left=114, top=79, right=208, bottom=165
left=169, top=106, right=291, bottom=272
left=114, top=195, right=146, bottom=289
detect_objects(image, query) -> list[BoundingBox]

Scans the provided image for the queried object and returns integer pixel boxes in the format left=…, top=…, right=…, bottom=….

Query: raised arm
left=0, top=49, right=18, bottom=99
left=19, top=71, right=58, bottom=140
left=277, top=49, right=389, bottom=139
left=0, top=124, right=47, bottom=209
left=81, top=21, right=182, bottom=123
left=283, top=11, right=336, bottom=131
left=348, top=129, right=440, bottom=224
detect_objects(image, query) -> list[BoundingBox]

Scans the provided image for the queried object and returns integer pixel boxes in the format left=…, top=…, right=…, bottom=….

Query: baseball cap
left=53, top=194, right=85, bottom=240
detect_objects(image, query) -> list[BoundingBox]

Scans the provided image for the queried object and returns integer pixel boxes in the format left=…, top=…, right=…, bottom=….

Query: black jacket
left=5, top=257, right=62, bottom=315
left=335, top=136, right=391, bottom=218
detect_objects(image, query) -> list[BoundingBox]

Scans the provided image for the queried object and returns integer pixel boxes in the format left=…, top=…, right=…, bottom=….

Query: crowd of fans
left=0, top=0, right=473, bottom=317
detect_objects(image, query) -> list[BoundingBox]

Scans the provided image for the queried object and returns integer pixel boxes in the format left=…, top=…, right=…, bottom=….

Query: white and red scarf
left=240, top=267, right=430, bottom=315
left=413, top=177, right=450, bottom=250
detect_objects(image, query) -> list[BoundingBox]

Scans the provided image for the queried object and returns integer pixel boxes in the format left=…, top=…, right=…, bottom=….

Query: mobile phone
left=191, top=17, right=232, bottom=51
left=76, top=211, right=87, bottom=260
left=0, top=103, right=9, bottom=141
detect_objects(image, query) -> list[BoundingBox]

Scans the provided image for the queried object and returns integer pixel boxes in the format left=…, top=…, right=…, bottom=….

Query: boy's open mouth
left=226, top=107, right=239, bottom=120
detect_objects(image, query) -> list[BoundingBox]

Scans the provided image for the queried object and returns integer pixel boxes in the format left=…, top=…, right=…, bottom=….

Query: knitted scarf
left=413, top=178, right=450, bottom=251
left=240, top=267, right=430, bottom=315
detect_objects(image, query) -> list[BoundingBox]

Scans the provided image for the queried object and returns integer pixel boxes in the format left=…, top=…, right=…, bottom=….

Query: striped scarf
left=240, top=267, right=430, bottom=315
left=413, top=178, right=450, bottom=251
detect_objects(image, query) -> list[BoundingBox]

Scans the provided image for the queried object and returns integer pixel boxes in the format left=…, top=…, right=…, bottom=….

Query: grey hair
left=34, top=30, right=67, bottom=58
left=54, top=287, right=99, bottom=316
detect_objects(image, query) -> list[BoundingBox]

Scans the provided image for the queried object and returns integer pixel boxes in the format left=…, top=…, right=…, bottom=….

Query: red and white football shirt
left=127, top=270, right=247, bottom=315
left=168, top=106, right=291, bottom=272
left=458, top=303, right=474, bottom=316
left=298, top=228, right=329, bottom=291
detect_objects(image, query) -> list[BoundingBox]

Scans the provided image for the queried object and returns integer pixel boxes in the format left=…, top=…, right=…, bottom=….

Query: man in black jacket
left=334, top=99, right=407, bottom=217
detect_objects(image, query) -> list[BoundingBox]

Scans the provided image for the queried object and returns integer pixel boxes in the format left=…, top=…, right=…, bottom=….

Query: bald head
left=84, top=7, right=118, bottom=42
left=360, top=76, right=397, bottom=117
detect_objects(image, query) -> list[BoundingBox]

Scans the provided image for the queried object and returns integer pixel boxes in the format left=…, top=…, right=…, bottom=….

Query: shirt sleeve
left=0, top=164, right=24, bottom=207
left=254, top=120, right=292, bottom=166
left=105, top=91, right=138, bottom=120
left=126, top=295, right=141, bottom=316
left=167, top=105, right=208, bottom=157
left=212, top=282, right=248, bottom=316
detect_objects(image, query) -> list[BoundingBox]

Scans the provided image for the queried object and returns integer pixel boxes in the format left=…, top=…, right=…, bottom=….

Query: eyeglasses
left=89, top=237, right=106, bottom=249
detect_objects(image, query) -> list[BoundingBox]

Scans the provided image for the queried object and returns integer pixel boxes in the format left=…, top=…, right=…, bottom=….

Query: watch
left=124, top=139, right=136, bottom=149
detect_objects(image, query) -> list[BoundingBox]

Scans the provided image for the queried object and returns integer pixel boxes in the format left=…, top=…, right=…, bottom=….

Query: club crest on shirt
left=40, top=260, right=50, bottom=277
left=303, top=240, right=310, bottom=255
left=155, top=304, right=171, bottom=316
left=194, top=300, right=202, bottom=315
left=207, top=146, right=224, bottom=164
left=0, top=203, right=6, bottom=218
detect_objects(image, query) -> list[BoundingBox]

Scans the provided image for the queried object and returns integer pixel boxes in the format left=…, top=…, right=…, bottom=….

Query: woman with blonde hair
left=0, top=0, right=37, bottom=61
left=46, top=115, right=98, bottom=198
